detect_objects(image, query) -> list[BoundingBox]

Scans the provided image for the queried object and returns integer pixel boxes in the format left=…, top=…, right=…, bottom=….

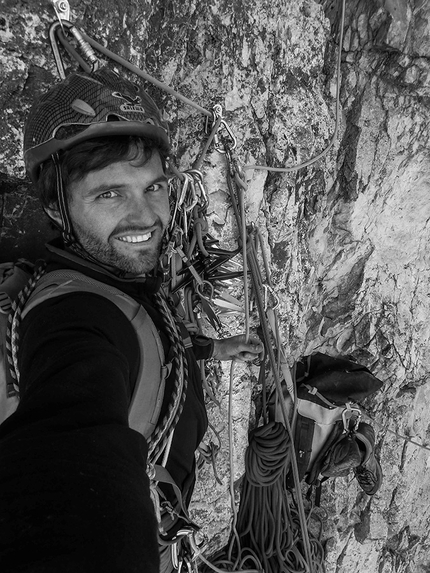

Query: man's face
left=67, top=151, right=170, bottom=276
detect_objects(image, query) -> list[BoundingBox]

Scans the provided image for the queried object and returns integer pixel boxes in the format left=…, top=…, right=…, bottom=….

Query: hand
left=211, top=334, right=264, bottom=362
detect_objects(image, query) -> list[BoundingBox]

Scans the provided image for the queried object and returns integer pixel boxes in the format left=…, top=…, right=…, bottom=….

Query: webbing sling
left=21, top=269, right=168, bottom=440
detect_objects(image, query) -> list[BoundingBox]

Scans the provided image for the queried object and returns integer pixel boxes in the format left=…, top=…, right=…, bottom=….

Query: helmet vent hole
left=55, top=125, right=88, bottom=140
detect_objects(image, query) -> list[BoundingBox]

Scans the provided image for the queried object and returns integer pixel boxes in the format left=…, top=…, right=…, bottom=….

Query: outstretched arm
left=0, top=293, right=160, bottom=573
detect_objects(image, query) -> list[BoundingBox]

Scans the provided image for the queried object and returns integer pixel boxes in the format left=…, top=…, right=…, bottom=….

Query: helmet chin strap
left=51, top=153, right=107, bottom=267
left=52, top=153, right=75, bottom=244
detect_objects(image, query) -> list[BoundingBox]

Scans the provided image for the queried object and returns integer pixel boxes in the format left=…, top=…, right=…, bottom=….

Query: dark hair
left=37, top=135, right=169, bottom=210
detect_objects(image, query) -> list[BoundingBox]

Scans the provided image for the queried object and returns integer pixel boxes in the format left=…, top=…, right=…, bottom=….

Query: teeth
left=117, top=233, right=151, bottom=243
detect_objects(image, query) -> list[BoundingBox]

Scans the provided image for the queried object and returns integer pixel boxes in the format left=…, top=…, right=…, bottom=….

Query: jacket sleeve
left=0, top=292, right=160, bottom=573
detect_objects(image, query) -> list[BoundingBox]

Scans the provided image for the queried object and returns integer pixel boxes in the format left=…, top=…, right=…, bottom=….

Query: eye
left=147, top=181, right=167, bottom=193
left=97, top=190, right=119, bottom=199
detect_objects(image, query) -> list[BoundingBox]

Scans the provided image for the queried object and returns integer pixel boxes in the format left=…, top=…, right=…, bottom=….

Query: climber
left=0, top=67, right=263, bottom=573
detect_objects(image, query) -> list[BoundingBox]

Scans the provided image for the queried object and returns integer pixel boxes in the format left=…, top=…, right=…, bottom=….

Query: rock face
left=1, top=0, right=430, bottom=571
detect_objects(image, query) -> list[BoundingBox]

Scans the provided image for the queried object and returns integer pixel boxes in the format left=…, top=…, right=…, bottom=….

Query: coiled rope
left=199, top=362, right=264, bottom=573
left=236, top=422, right=325, bottom=573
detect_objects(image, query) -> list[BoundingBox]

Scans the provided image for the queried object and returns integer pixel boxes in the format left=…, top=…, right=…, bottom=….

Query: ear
left=44, top=204, right=63, bottom=229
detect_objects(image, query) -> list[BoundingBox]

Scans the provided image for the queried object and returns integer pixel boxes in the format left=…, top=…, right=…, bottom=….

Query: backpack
left=0, top=264, right=168, bottom=438
left=268, top=352, right=383, bottom=487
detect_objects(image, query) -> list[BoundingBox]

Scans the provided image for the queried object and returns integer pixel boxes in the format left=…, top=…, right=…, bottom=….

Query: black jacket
left=0, top=240, right=209, bottom=573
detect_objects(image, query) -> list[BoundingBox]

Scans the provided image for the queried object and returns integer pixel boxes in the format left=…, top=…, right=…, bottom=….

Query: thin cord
left=360, top=405, right=430, bottom=453
left=243, top=0, right=346, bottom=173
left=77, top=27, right=213, bottom=118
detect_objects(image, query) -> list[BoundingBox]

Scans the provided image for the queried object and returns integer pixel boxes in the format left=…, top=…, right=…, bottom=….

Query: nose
left=124, top=191, right=158, bottom=228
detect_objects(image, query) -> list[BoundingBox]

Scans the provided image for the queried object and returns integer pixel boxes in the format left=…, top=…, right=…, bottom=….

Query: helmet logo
left=112, top=91, right=146, bottom=114
left=71, top=98, right=96, bottom=117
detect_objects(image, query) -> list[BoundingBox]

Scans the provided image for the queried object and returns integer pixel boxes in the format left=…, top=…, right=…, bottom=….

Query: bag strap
left=302, top=383, right=337, bottom=408
left=22, top=269, right=166, bottom=440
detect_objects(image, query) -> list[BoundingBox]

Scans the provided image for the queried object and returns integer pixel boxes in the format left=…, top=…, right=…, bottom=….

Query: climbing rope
left=243, top=0, right=346, bottom=173
left=49, top=18, right=213, bottom=118
left=199, top=362, right=264, bottom=573
left=236, top=422, right=325, bottom=573
left=6, top=262, right=47, bottom=392
left=221, top=144, right=320, bottom=571
left=359, top=404, right=430, bottom=454
left=147, top=293, right=188, bottom=466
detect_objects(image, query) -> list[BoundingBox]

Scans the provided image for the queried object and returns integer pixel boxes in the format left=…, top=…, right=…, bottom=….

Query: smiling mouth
left=116, top=233, right=152, bottom=244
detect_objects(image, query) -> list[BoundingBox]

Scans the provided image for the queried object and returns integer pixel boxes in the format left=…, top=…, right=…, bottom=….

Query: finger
left=245, top=341, right=264, bottom=353
left=238, top=351, right=261, bottom=361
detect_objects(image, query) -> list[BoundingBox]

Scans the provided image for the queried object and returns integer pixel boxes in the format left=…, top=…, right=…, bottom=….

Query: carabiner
left=214, top=119, right=238, bottom=153
left=187, top=170, right=209, bottom=210
left=196, top=280, right=214, bottom=301
left=342, top=404, right=362, bottom=433
left=184, top=179, right=199, bottom=214
left=263, top=284, right=279, bottom=312
left=170, top=176, right=190, bottom=231
left=209, top=105, right=238, bottom=154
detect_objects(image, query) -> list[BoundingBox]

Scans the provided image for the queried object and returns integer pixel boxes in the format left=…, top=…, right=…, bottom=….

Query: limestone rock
left=1, top=0, right=430, bottom=571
